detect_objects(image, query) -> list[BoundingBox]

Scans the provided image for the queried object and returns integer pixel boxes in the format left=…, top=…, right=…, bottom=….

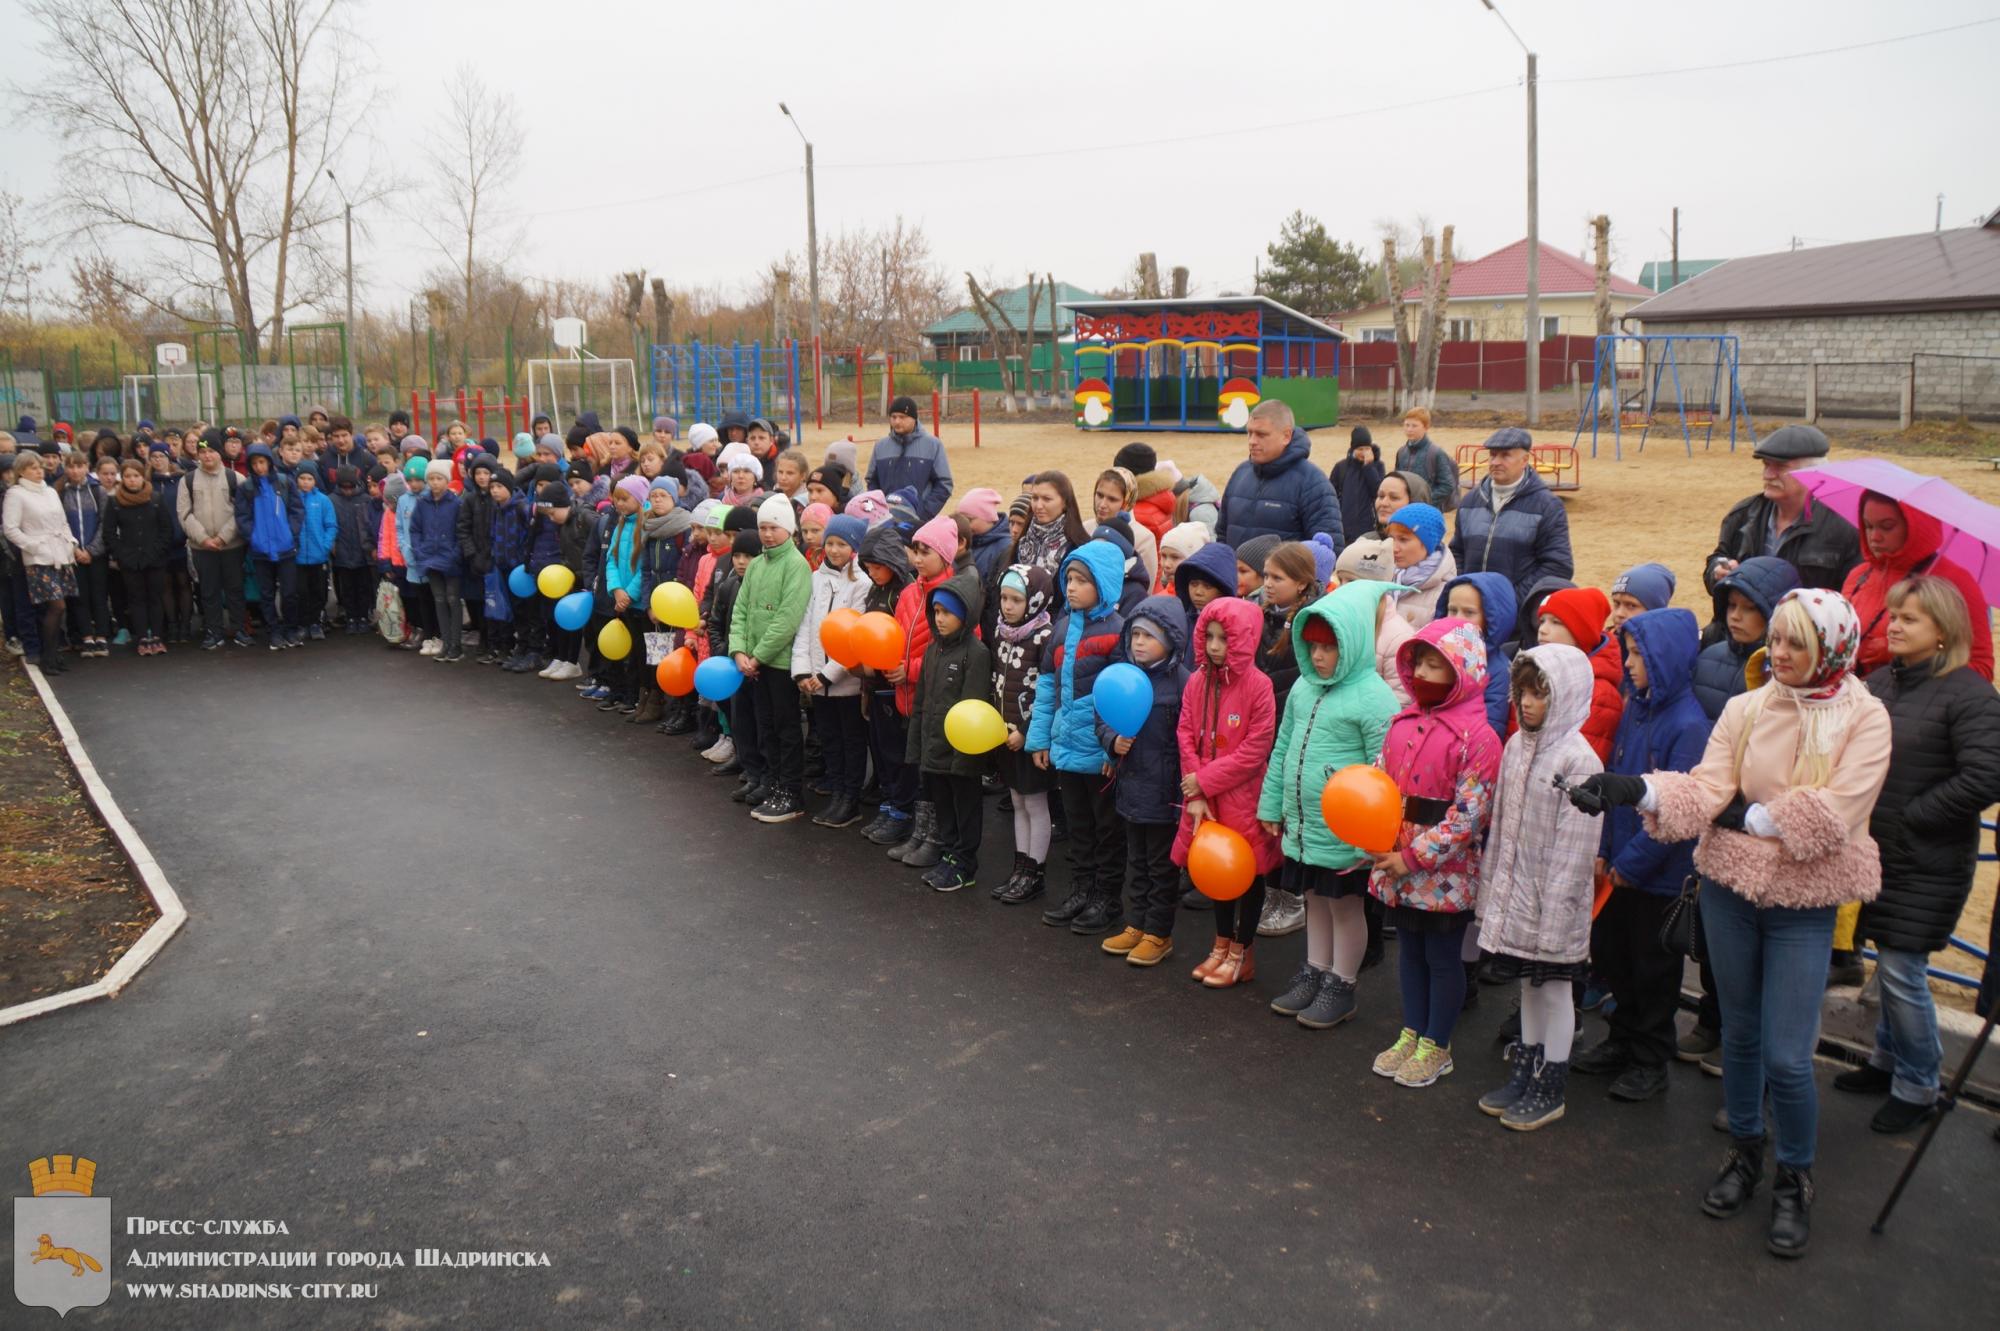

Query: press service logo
left=13, top=1155, right=111, bottom=1317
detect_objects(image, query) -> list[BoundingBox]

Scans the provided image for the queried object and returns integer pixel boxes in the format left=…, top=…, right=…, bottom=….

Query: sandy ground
left=791, top=414, right=1998, bottom=1003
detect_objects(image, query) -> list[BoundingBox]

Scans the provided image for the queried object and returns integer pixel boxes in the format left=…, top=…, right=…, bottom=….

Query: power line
left=1545, top=15, right=2000, bottom=85
left=520, top=167, right=800, bottom=220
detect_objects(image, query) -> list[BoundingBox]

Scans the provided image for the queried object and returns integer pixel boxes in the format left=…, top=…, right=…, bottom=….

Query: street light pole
left=1482, top=2, right=1539, bottom=426
left=779, top=103, right=822, bottom=371
left=327, top=170, right=357, bottom=419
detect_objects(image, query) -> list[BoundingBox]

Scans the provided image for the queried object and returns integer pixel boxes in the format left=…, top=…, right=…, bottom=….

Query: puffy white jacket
left=3, top=479, right=79, bottom=568
left=791, top=559, right=871, bottom=697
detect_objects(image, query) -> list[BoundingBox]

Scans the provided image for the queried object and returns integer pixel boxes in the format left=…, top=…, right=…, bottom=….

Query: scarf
left=1015, top=518, right=1069, bottom=575
left=1735, top=587, right=1867, bottom=787
left=1391, top=544, right=1445, bottom=593
left=642, top=509, right=691, bottom=542
left=115, top=479, right=155, bottom=507
left=995, top=564, right=1055, bottom=644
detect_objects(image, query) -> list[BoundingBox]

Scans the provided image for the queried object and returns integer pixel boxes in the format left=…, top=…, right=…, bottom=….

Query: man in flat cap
left=1702, top=424, right=1859, bottom=640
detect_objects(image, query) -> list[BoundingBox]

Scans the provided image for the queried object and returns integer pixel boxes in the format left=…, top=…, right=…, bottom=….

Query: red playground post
left=409, top=390, right=420, bottom=432
left=931, top=389, right=942, bottom=439
left=887, top=358, right=895, bottom=407
left=972, top=389, right=981, bottom=448
left=426, top=390, right=438, bottom=440
left=475, top=389, right=486, bottom=441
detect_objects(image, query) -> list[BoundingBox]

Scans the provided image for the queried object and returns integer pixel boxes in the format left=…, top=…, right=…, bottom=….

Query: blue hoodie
left=1603, top=608, right=1710, bottom=895
left=296, top=482, right=336, bottom=565
left=1027, top=540, right=1129, bottom=774
left=1098, top=595, right=1190, bottom=825
left=1173, top=540, right=1239, bottom=636
left=1435, top=570, right=1518, bottom=740
left=1692, top=556, right=1798, bottom=720
left=235, top=443, right=302, bottom=559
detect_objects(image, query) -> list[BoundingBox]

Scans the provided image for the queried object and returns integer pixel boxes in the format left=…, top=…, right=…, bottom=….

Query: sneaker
left=307, top=623, right=326, bottom=640
left=3, top=638, right=21, bottom=655
left=925, top=858, right=975, bottom=893
left=111, top=629, right=131, bottom=647
left=1676, top=1025, right=1721, bottom=1064
left=1100, top=926, right=1146, bottom=956
left=440, top=649, right=464, bottom=663
left=1372, top=1028, right=1421, bottom=1079
left=268, top=635, right=284, bottom=651
left=552, top=661, right=583, bottom=681
left=285, top=629, right=305, bottom=647
left=1256, top=888, right=1306, bottom=936
left=420, top=638, right=443, bottom=656
left=700, top=736, right=735, bottom=763
left=574, top=676, right=599, bottom=691
left=1127, top=934, right=1173, bottom=966
left=232, top=632, right=256, bottom=648
left=1296, top=974, right=1358, bottom=1030
left=537, top=660, right=562, bottom=678
left=750, top=790, right=803, bottom=824
left=1579, top=980, right=1614, bottom=1012
left=1269, top=965, right=1325, bottom=1017
left=1394, top=1038, right=1454, bottom=1088
left=582, top=685, right=613, bottom=702
left=200, top=634, right=224, bottom=650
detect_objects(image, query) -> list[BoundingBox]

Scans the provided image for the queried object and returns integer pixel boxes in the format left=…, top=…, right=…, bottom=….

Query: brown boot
left=1191, top=937, right=1231, bottom=982
left=1203, top=942, right=1255, bottom=989
left=630, top=688, right=664, bottom=724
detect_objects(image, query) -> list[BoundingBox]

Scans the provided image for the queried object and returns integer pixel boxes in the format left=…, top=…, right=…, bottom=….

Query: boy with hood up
left=1098, top=594, right=1191, bottom=966
left=330, top=466, right=378, bottom=635
left=233, top=441, right=305, bottom=649
left=905, top=565, right=994, bottom=892
left=1693, top=555, right=1798, bottom=722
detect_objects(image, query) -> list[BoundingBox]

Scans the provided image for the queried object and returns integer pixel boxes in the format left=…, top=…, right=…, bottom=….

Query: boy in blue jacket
left=1572, top=607, right=1711, bottom=1101
left=1098, top=594, right=1189, bottom=967
left=409, top=459, right=465, bottom=661
left=293, top=461, right=336, bottom=639
left=234, top=441, right=304, bottom=649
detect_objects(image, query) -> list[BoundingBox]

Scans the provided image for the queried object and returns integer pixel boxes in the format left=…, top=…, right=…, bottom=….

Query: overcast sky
left=3, top=0, right=1996, bottom=317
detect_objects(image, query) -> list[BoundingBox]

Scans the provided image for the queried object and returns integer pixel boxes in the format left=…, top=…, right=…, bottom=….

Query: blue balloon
left=694, top=655, right=744, bottom=701
left=1091, top=661, right=1152, bottom=739
left=553, top=590, right=593, bottom=631
left=507, top=564, right=534, bottom=598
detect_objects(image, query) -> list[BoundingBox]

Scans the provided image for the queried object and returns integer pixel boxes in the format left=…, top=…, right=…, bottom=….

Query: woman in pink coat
left=1175, top=596, right=1280, bottom=985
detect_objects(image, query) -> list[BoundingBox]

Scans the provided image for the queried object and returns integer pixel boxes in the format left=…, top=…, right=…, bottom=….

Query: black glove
left=1563, top=772, right=1648, bottom=816
left=1712, top=794, right=1747, bottom=832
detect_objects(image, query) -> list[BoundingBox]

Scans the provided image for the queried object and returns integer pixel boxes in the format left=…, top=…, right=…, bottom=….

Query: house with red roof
left=1336, top=238, right=1652, bottom=344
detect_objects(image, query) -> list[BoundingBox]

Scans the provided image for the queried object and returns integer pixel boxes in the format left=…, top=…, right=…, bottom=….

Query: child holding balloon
left=1259, top=584, right=1400, bottom=1025
left=584, top=478, right=650, bottom=711
left=855, top=523, right=919, bottom=846
left=794, top=514, right=872, bottom=827
left=1098, top=595, right=1190, bottom=965
left=883, top=516, right=961, bottom=868
left=904, top=567, right=993, bottom=891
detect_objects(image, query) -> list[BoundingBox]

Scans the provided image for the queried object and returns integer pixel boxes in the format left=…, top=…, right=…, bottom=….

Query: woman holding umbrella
left=1563, top=588, right=1891, bottom=1260
left=1841, top=491, right=1993, bottom=682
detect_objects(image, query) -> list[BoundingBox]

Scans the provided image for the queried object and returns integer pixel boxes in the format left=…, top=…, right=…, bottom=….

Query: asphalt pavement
left=5, top=637, right=1998, bottom=1328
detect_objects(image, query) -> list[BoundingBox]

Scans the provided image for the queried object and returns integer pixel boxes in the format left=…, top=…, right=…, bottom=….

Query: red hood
left=1861, top=495, right=1944, bottom=577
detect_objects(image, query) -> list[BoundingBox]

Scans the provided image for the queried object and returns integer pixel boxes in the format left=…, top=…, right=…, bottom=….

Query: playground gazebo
left=1063, top=296, right=1344, bottom=433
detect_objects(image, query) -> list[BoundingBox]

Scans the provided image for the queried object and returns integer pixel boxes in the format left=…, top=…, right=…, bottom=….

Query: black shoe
left=596, top=696, right=621, bottom=710
left=1068, top=894, right=1122, bottom=936
left=1870, top=1095, right=1935, bottom=1134
left=1041, top=886, right=1091, bottom=927
left=1269, top=965, right=1325, bottom=1017
left=1767, top=1166, right=1813, bottom=1258
left=1572, top=1038, right=1634, bottom=1077
left=866, top=813, right=912, bottom=846
left=1608, top=1063, right=1670, bottom=1102
left=1000, top=861, right=1046, bottom=904
left=731, top=780, right=765, bottom=805
left=814, top=797, right=862, bottom=829
left=990, top=853, right=1027, bottom=900
left=751, top=790, right=803, bottom=824
left=1180, top=885, right=1215, bottom=911
left=711, top=758, right=743, bottom=777
left=1833, top=1063, right=1893, bottom=1095
left=925, top=856, right=974, bottom=893
left=661, top=712, right=696, bottom=735
left=1297, top=974, right=1358, bottom=1030
left=200, top=634, right=224, bottom=650
left=1701, top=1139, right=1766, bottom=1220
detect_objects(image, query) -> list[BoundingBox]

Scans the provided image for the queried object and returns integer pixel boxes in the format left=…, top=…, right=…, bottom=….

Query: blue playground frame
left=651, top=340, right=803, bottom=436
left=1574, top=333, right=1755, bottom=459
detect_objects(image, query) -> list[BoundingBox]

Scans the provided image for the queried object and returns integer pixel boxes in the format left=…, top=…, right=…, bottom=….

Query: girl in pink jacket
left=1176, top=597, right=1280, bottom=988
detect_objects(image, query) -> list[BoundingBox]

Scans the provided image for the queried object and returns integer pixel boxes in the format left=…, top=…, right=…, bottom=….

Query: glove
left=1712, top=795, right=1747, bottom=832
left=1564, top=772, right=1648, bottom=816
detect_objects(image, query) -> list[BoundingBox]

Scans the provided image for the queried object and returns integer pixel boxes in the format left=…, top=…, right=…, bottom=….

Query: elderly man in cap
left=866, top=395, right=952, bottom=521
left=1703, top=424, right=1858, bottom=636
left=1448, top=427, right=1572, bottom=612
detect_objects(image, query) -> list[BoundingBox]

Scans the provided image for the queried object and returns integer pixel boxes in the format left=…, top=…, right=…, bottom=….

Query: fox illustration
left=33, top=1233, right=104, bottom=1277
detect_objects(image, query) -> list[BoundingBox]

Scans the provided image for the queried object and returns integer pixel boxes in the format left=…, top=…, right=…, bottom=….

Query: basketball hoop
left=155, top=342, right=188, bottom=370
left=551, top=318, right=587, bottom=354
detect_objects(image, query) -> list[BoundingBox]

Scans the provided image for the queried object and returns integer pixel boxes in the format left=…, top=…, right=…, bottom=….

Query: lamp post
left=326, top=170, right=357, bottom=419
left=1481, top=0, right=1539, bottom=425
left=779, top=102, right=822, bottom=370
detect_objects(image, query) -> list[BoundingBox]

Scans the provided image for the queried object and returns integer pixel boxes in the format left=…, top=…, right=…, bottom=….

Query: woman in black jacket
left=1839, top=573, right=2000, bottom=1132
left=101, top=458, right=175, bottom=655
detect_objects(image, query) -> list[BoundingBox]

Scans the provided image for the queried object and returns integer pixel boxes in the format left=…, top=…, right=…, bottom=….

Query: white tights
left=1011, top=790, right=1050, bottom=863
left=1519, top=979, right=1576, bottom=1062
left=1304, top=894, right=1368, bottom=982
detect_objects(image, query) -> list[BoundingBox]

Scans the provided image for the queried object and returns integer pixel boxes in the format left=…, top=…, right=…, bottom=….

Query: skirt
left=1484, top=952, right=1589, bottom=986
left=1386, top=903, right=1472, bottom=936
left=27, top=563, right=78, bottom=605
left=991, top=743, right=1054, bottom=795
left=1282, top=859, right=1370, bottom=899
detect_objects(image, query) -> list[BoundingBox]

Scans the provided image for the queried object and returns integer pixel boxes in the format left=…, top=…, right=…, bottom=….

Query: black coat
left=906, top=568, right=992, bottom=778
left=1861, top=660, right=2000, bottom=954
left=101, top=493, right=175, bottom=570
left=1703, top=492, right=1859, bottom=598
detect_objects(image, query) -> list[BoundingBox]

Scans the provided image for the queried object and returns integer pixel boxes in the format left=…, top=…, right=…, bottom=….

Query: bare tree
left=0, top=189, right=41, bottom=315
left=22, top=0, right=371, bottom=359
left=819, top=218, right=951, bottom=359
left=419, top=64, right=523, bottom=383
left=965, top=275, right=1026, bottom=412
left=1387, top=225, right=1456, bottom=410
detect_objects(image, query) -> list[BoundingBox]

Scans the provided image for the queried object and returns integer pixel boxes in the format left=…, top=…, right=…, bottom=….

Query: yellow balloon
left=944, top=699, right=1007, bottom=755
left=651, top=580, right=698, bottom=628
left=537, top=564, right=575, bottom=598
left=597, top=618, right=633, bottom=661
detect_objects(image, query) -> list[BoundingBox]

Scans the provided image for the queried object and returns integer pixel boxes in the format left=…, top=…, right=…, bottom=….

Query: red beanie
left=1540, top=587, right=1610, bottom=649
left=1300, top=615, right=1337, bottom=645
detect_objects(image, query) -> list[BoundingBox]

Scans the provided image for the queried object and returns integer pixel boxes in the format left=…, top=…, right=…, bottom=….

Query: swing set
left=1574, top=333, right=1755, bottom=458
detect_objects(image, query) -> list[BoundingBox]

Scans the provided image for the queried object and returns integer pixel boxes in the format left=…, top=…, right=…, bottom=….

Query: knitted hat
left=823, top=439, right=859, bottom=473
left=933, top=588, right=967, bottom=621
left=1008, top=493, right=1034, bottom=522
left=1300, top=615, right=1338, bottom=645
left=425, top=458, right=453, bottom=483
left=1112, top=442, right=1157, bottom=475
left=889, top=394, right=919, bottom=419
left=537, top=481, right=570, bottom=507
left=652, top=415, right=677, bottom=434
left=724, top=504, right=759, bottom=533
left=732, top=529, right=762, bottom=557
left=756, top=493, right=797, bottom=533
left=404, top=458, right=428, bottom=483
left=1159, top=521, right=1210, bottom=559
left=687, top=422, right=718, bottom=450
left=512, top=432, right=536, bottom=459
left=845, top=490, right=890, bottom=526
left=1309, top=532, right=1339, bottom=586
left=912, top=514, right=957, bottom=564
left=1235, top=534, right=1281, bottom=576
left=724, top=451, right=760, bottom=477
left=1540, top=587, right=1611, bottom=648
left=649, top=475, right=680, bottom=502
left=488, top=469, right=516, bottom=494
left=691, top=499, right=724, bottom=529
left=401, top=435, right=429, bottom=455
left=1335, top=536, right=1394, bottom=582
left=536, top=433, right=565, bottom=456
left=823, top=514, right=867, bottom=553
left=615, top=476, right=652, bottom=506
left=957, top=486, right=1003, bottom=526
left=1386, top=502, right=1446, bottom=554
left=800, top=501, right=833, bottom=529
left=1612, top=562, right=1677, bottom=611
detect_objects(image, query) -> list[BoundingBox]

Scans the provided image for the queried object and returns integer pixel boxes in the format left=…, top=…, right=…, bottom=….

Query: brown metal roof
left=1630, top=219, right=2000, bottom=321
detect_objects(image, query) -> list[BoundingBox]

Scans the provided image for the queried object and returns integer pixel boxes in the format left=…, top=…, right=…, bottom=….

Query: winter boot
left=630, top=688, right=664, bottom=725
left=1768, top=1166, right=1814, bottom=1258
left=1501, top=1055, right=1568, bottom=1131
left=990, top=853, right=1027, bottom=901
left=1479, top=1041, right=1540, bottom=1118
left=1269, top=965, right=1325, bottom=1017
left=1701, top=1138, right=1766, bottom=1219
left=887, top=802, right=935, bottom=861
left=1296, top=974, right=1358, bottom=1030
left=999, top=859, right=1046, bottom=905
left=901, top=805, right=946, bottom=869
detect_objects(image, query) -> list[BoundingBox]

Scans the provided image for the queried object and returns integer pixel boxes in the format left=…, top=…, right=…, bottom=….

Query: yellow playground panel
left=1454, top=442, right=1582, bottom=495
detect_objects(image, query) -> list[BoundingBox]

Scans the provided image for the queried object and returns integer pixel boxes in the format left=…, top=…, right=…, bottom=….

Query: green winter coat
left=907, top=567, right=993, bottom=777
left=728, top=536, right=812, bottom=667
left=1256, top=580, right=1401, bottom=869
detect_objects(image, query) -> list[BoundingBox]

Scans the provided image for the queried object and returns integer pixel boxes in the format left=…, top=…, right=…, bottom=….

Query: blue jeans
left=1869, top=946, right=1941, bottom=1105
left=1700, top=878, right=1836, bottom=1167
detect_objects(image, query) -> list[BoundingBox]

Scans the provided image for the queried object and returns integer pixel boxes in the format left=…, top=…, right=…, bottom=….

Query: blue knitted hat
left=1386, top=502, right=1446, bottom=555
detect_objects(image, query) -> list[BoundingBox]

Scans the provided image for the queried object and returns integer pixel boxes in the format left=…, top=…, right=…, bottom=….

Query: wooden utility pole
left=1592, top=214, right=1612, bottom=335
left=1670, top=206, right=1680, bottom=289
left=1171, top=265, right=1189, bottom=299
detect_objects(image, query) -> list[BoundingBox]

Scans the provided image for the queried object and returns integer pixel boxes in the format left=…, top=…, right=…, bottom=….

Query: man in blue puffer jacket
left=1448, top=428, right=1572, bottom=612
left=1575, top=606, right=1710, bottom=1100
left=866, top=396, right=954, bottom=521
left=1213, top=400, right=1342, bottom=551
left=1027, top=539, right=1129, bottom=934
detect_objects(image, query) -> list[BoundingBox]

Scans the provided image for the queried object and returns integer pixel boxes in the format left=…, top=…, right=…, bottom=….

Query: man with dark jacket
left=1213, top=399, right=1342, bottom=550
left=1703, top=424, right=1859, bottom=615
left=866, top=396, right=953, bottom=521
left=1449, top=427, right=1572, bottom=611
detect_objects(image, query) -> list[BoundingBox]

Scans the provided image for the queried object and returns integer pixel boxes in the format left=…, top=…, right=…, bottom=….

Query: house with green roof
left=1636, top=258, right=1727, bottom=294
left=921, top=280, right=1103, bottom=391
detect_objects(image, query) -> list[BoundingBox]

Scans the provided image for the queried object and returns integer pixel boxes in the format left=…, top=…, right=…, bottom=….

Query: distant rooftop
left=923, top=281, right=1103, bottom=338
left=1636, top=258, right=1728, bottom=293
left=1403, top=239, right=1651, bottom=302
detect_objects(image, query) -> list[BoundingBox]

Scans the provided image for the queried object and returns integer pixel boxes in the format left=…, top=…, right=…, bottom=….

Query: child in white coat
left=794, top=514, right=872, bottom=827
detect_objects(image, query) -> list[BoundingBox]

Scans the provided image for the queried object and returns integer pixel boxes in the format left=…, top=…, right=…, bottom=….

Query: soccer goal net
left=122, top=372, right=218, bottom=430
left=525, top=358, right=644, bottom=433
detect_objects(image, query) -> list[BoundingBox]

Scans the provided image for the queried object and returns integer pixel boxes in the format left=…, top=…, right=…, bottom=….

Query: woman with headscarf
left=1369, top=469, right=1431, bottom=541
left=1563, top=588, right=1889, bottom=1260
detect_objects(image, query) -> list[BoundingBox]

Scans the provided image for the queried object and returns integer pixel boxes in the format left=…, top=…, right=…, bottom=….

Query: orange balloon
left=1320, top=764, right=1403, bottom=854
left=656, top=647, right=697, bottom=696
left=1186, top=821, right=1256, bottom=901
left=853, top=611, right=907, bottom=672
left=820, top=607, right=863, bottom=669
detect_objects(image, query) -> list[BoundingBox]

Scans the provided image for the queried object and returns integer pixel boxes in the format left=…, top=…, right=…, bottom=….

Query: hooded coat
left=1331, top=439, right=1386, bottom=547
left=1098, top=595, right=1189, bottom=825
left=1256, top=583, right=1400, bottom=870
left=1603, top=608, right=1710, bottom=896
left=1435, top=571, right=1518, bottom=740
left=858, top=521, right=913, bottom=616
left=1026, top=540, right=1129, bottom=774
left=408, top=486, right=464, bottom=579
left=1091, top=521, right=1151, bottom=615
left=1173, top=540, right=1239, bottom=637
left=992, top=565, right=1056, bottom=733
left=1173, top=597, right=1280, bottom=871
left=1861, top=657, right=2000, bottom=953
left=1448, top=467, right=1573, bottom=611
left=1476, top=644, right=1604, bottom=963
left=233, top=445, right=303, bottom=559
left=1840, top=499, right=1993, bottom=682
left=1370, top=618, right=1503, bottom=914
left=1693, top=556, right=1797, bottom=720
left=1343, top=580, right=1415, bottom=708
left=296, top=483, right=336, bottom=565
left=330, top=473, right=376, bottom=568
left=906, top=567, right=992, bottom=777
left=793, top=548, right=872, bottom=696
left=891, top=559, right=953, bottom=717
left=1214, top=426, right=1343, bottom=550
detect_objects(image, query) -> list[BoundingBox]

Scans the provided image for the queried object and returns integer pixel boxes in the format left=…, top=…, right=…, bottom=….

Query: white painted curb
left=0, top=661, right=187, bottom=1028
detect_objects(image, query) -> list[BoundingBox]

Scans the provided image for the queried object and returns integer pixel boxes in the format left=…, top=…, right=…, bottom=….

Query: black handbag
left=1659, top=875, right=1704, bottom=962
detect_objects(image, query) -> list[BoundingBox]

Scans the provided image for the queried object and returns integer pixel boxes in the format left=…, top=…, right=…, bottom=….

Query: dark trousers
left=1697, top=954, right=1722, bottom=1033
left=589, top=610, right=642, bottom=700
left=1055, top=770, right=1124, bottom=901
left=749, top=665, right=804, bottom=794
left=1214, top=874, right=1270, bottom=945
left=68, top=557, right=111, bottom=639
left=427, top=572, right=462, bottom=653
left=6, top=562, right=38, bottom=653
left=731, top=688, right=764, bottom=780
left=119, top=565, right=167, bottom=640
left=1124, top=821, right=1178, bottom=936
left=927, top=770, right=984, bottom=873
left=513, top=592, right=545, bottom=656
left=1397, top=916, right=1472, bottom=1045
left=816, top=693, right=867, bottom=798
left=335, top=565, right=373, bottom=625
left=298, top=562, right=329, bottom=628
left=191, top=546, right=246, bottom=640
left=251, top=555, right=298, bottom=635
left=163, top=557, right=193, bottom=637
left=1597, top=887, right=1690, bottom=1068
left=866, top=690, right=917, bottom=813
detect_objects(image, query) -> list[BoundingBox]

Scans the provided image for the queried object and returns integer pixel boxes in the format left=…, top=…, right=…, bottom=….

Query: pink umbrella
left=1793, top=458, right=2000, bottom=606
